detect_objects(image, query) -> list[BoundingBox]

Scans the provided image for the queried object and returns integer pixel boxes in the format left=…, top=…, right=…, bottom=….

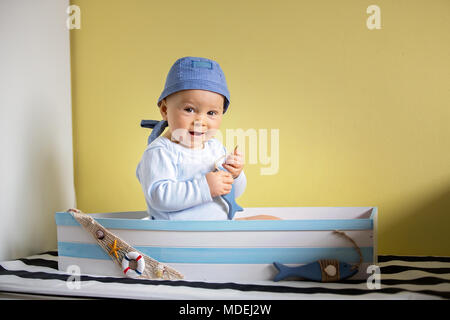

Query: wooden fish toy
left=68, top=209, right=184, bottom=280
left=221, top=179, right=243, bottom=220
left=273, top=260, right=358, bottom=282
left=213, top=150, right=244, bottom=220
left=273, top=230, right=363, bottom=282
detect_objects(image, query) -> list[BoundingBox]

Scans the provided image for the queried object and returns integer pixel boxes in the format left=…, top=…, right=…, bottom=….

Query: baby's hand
left=222, top=146, right=244, bottom=179
left=205, top=170, right=234, bottom=198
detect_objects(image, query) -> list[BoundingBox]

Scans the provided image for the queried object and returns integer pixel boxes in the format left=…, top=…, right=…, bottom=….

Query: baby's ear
left=159, top=99, right=168, bottom=120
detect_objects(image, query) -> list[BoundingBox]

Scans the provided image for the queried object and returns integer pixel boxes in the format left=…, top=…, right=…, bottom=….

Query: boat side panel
left=55, top=212, right=373, bottom=231
left=57, top=225, right=374, bottom=248
left=58, top=256, right=373, bottom=281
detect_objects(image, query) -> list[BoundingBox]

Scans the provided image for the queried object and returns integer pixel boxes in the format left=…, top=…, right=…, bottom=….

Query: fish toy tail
left=273, top=262, right=297, bottom=282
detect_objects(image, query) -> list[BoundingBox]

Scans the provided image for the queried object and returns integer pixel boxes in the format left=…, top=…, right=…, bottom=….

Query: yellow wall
left=69, top=0, right=450, bottom=255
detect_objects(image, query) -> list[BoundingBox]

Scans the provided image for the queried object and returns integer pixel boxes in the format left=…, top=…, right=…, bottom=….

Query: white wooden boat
left=55, top=206, right=377, bottom=281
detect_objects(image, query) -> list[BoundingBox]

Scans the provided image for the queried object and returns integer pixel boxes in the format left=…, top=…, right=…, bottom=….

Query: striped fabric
left=0, top=251, right=448, bottom=299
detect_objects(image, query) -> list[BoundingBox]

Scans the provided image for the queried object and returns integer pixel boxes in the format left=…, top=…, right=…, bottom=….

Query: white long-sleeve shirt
left=136, top=136, right=247, bottom=220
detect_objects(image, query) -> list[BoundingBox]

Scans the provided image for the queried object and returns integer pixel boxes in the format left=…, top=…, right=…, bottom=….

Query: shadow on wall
left=5, top=95, right=74, bottom=260
left=379, top=184, right=450, bottom=256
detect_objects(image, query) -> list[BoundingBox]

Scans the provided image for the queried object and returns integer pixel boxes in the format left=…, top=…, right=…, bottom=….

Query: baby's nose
left=193, top=119, right=205, bottom=128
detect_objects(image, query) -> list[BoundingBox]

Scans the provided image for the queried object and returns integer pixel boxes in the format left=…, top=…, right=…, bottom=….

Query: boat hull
left=55, top=207, right=377, bottom=281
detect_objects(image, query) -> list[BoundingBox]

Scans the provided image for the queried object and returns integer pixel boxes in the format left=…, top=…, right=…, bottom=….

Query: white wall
left=0, top=0, right=75, bottom=260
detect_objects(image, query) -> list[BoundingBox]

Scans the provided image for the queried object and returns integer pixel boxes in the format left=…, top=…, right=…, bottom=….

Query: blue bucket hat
left=157, top=56, right=230, bottom=112
left=142, top=56, right=231, bottom=145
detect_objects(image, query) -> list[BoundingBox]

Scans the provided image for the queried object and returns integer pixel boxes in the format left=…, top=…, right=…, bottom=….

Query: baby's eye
left=184, top=107, right=194, bottom=113
left=207, top=111, right=217, bottom=116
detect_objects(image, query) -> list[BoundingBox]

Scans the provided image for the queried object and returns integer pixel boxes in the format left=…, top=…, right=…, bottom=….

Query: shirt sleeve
left=137, top=147, right=213, bottom=213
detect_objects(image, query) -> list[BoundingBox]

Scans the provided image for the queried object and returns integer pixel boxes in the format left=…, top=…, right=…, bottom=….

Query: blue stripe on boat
left=55, top=212, right=373, bottom=231
left=57, top=242, right=373, bottom=264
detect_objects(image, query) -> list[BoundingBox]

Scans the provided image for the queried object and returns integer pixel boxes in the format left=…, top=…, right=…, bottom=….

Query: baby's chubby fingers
left=205, top=170, right=234, bottom=197
left=222, top=163, right=236, bottom=172
left=217, top=169, right=232, bottom=177
left=222, top=164, right=241, bottom=179
left=225, top=154, right=243, bottom=166
left=217, top=170, right=234, bottom=182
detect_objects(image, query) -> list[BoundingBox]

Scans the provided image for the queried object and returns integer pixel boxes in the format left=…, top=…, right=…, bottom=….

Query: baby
left=136, top=56, right=279, bottom=220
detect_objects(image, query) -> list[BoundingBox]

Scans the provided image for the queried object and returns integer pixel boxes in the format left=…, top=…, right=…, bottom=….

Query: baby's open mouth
left=189, top=131, right=205, bottom=136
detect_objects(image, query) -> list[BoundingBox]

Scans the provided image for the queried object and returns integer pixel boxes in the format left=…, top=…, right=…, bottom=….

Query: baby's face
left=159, top=89, right=224, bottom=149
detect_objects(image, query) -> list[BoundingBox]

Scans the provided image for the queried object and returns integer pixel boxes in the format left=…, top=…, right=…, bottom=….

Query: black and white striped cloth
left=0, top=251, right=448, bottom=299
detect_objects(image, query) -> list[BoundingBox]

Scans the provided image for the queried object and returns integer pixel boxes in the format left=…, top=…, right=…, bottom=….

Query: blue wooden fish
left=273, top=259, right=359, bottom=282
left=215, top=164, right=243, bottom=220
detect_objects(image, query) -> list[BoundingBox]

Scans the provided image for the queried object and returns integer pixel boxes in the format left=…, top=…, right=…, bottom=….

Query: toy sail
left=68, top=209, right=184, bottom=280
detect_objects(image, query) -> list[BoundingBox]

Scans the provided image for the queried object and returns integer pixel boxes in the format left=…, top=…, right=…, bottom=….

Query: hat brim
left=157, top=79, right=230, bottom=113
